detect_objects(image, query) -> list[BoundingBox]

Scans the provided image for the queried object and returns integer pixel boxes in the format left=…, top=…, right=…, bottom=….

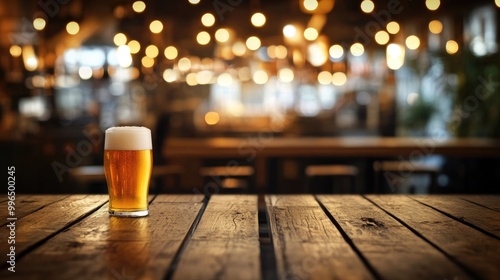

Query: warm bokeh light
left=386, top=21, right=400, bottom=34
left=318, top=71, right=332, bottom=85
left=251, top=12, right=266, bottom=27
left=164, top=46, right=178, bottom=60
left=196, top=70, right=214, bottom=85
left=141, top=56, right=154, bottom=68
left=145, top=45, right=159, bottom=58
left=149, top=20, right=163, bottom=34
left=9, top=45, right=22, bottom=57
left=405, top=35, right=420, bottom=50
left=496, top=0, right=500, bottom=8
left=387, top=43, right=405, bottom=70
left=117, top=45, right=132, bottom=67
left=426, top=0, right=440, bottom=11
left=113, top=33, right=127, bottom=46
left=205, top=112, right=220, bottom=125
left=201, top=13, right=215, bottom=27
left=350, top=43, right=364, bottom=56
left=215, top=28, right=230, bottom=43
left=329, top=44, right=344, bottom=59
left=132, top=1, right=146, bottom=13
left=360, top=0, right=375, bottom=13
left=283, top=24, right=297, bottom=38
left=232, top=41, right=247, bottom=56
left=446, top=40, right=459, bottom=54
left=332, top=72, right=347, bottom=86
left=197, top=31, right=211, bottom=45
left=238, top=67, right=252, bottom=81
left=253, top=70, right=268, bottom=84
left=33, top=18, right=46, bottom=31
left=189, top=0, right=200, bottom=4
left=246, top=36, right=261, bottom=51
left=186, top=73, right=198, bottom=86
left=375, top=30, right=390, bottom=45
left=304, top=0, right=318, bottom=11
left=66, top=21, right=79, bottom=35
left=78, top=66, right=93, bottom=80
left=217, top=73, right=233, bottom=86
left=429, top=20, right=443, bottom=34
left=278, top=68, right=294, bottom=83
left=304, top=27, right=319, bottom=41
left=163, top=69, right=177, bottom=83
left=178, top=57, right=192, bottom=72
left=275, top=45, right=288, bottom=59
left=127, top=40, right=141, bottom=54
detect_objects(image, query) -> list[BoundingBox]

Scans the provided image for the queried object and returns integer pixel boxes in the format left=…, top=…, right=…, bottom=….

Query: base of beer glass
left=109, top=209, right=148, bottom=217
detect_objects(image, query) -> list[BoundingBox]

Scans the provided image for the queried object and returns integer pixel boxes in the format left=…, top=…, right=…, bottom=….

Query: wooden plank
left=172, top=195, right=260, bottom=280
left=0, top=195, right=108, bottom=258
left=458, top=195, right=500, bottom=212
left=412, top=195, right=500, bottom=238
left=368, top=195, right=500, bottom=280
left=266, top=195, right=373, bottom=280
left=317, top=195, right=470, bottom=280
left=1, top=195, right=204, bottom=280
left=0, top=195, right=69, bottom=227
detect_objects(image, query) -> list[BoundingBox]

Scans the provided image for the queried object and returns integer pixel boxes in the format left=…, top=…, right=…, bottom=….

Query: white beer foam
left=104, top=126, right=152, bottom=150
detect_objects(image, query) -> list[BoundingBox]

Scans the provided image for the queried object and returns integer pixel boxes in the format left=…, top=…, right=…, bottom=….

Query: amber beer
left=104, top=126, right=152, bottom=217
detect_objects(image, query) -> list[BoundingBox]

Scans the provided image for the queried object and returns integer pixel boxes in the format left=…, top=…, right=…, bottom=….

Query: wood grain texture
left=368, top=195, right=500, bottom=280
left=266, top=195, right=373, bottom=280
left=0, top=195, right=69, bottom=227
left=458, top=195, right=500, bottom=212
left=411, top=195, right=500, bottom=238
left=1, top=195, right=204, bottom=280
left=317, top=195, right=470, bottom=280
left=172, top=195, right=260, bottom=280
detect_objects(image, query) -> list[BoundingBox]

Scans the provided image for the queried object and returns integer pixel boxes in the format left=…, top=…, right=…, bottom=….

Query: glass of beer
left=104, top=126, right=152, bottom=217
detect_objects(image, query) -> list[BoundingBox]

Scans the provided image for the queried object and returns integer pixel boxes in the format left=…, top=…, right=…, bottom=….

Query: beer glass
left=104, top=126, right=152, bottom=217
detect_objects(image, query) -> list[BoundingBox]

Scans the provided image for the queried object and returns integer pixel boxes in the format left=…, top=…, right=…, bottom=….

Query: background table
left=1, top=195, right=499, bottom=279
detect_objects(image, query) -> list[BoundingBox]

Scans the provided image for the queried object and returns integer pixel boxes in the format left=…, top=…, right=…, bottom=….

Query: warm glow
left=217, top=73, right=233, bottom=86
left=197, top=31, right=211, bottom=45
left=145, top=45, right=159, bottom=58
left=332, top=72, right=347, bottom=86
left=496, top=0, right=500, bottom=8
left=186, top=73, right=198, bottom=86
left=33, top=18, right=46, bottom=31
left=251, top=12, right=266, bottom=27
left=78, top=66, right=93, bottom=80
left=329, top=44, right=344, bottom=59
left=189, top=0, right=200, bottom=4
left=141, top=56, right=154, bottom=68
left=375, top=30, right=390, bottom=45
left=304, top=27, right=319, bottom=41
left=150, top=20, right=163, bottom=34
left=215, top=28, right=230, bottom=43
left=318, top=71, right=332, bottom=85
left=361, top=0, right=375, bottom=13
left=232, top=41, right=247, bottom=56
left=304, top=0, right=318, bottom=11
left=283, top=24, right=297, bottom=38
left=246, top=36, right=261, bottom=51
left=205, top=112, right=220, bottom=125
left=22, top=45, right=37, bottom=71
left=238, top=67, right=252, bottom=81
left=164, top=46, right=178, bottom=60
left=386, top=21, right=400, bottom=34
left=405, top=35, right=420, bottom=50
left=350, top=43, right=365, bottom=56
left=275, top=45, right=288, bottom=59
left=66, top=21, right=79, bottom=35
left=196, top=70, right=214, bottom=85
left=386, top=43, right=405, bottom=70
left=429, top=20, right=443, bottom=34
left=253, top=70, right=268, bottom=84
left=127, top=40, right=141, bottom=54
left=278, top=68, right=294, bottom=83
left=117, top=45, right=132, bottom=67
left=113, top=33, right=127, bottom=46
left=446, top=40, right=459, bottom=54
left=426, top=0, right=440, bottom=11
left=132, top=1, right=146, bottom=13
left=25, top=57, right=38, bottom=71
left=163, top=69, right=177, bottom=83
left=9, top=45, right=22, bottom=57
left=178, top=57, right=191, bottom=72
left=201, top=13, right=215, bottom=27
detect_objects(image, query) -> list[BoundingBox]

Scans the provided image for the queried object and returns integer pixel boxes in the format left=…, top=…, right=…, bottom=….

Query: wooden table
left=1, top=195, right=499, bottom=279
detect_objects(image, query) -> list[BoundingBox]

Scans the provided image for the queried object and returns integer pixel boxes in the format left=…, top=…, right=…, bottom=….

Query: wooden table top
left=1, top=195, right=499, bottom=279
left=163, top=137, right=500, bottom=158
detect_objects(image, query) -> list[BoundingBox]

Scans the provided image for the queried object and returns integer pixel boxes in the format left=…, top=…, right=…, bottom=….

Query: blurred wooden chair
left=373, top=161, right=439, bottom=194
left=305, top=164, right=359, bottom=193
left=199, top=166, right=255, bottom=194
